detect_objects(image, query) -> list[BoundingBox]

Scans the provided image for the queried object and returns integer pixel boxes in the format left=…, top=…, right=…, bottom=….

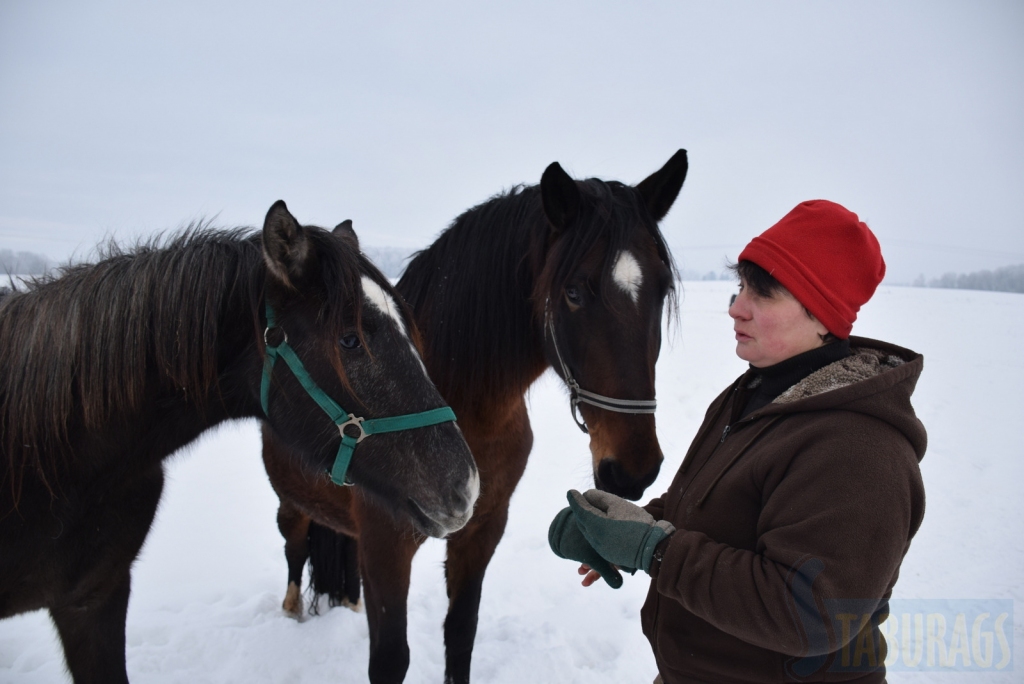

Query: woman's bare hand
left=578, top=563, right=610, bottom=587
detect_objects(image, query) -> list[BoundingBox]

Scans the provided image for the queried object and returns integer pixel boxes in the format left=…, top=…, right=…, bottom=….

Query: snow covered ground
left=1, top=281, right=1021, bottom=683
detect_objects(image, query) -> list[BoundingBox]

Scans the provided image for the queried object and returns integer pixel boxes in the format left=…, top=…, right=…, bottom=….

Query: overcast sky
left=1, top=1, right=1022, bottom=282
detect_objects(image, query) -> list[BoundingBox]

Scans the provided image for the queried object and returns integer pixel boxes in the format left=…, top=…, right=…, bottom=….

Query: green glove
left=567, top=489, right=675, bottom=574
left=548, top=507, right=624, bottom=588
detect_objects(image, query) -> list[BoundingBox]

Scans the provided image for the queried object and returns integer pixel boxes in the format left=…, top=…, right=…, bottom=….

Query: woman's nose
left=729, top=291, right=750, bottom=320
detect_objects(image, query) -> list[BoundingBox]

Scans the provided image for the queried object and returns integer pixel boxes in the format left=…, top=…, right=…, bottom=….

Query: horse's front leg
left=340, top=532, right=361, bottom=609
left=356, top=494, right=423, bottom=684
left=50, top=463, right=164, bottom=684
left=50, top=569, right=133, bottom=684
left=442, top=505, right=511, bottom=684
left=276, top=499, right=311, bottom=617
left=443, top=406, right=532, bottom=684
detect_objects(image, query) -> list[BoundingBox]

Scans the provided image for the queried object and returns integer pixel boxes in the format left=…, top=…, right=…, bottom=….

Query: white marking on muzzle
left=464, top=467, right=480, bottom=513
left=612, top=250, right=643, bottom=303
left=437, top=466, right=480, bottom=536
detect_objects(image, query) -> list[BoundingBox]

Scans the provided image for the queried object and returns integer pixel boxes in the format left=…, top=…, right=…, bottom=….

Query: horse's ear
left=333, top=219, right=359, bottom=251
left=262, top=200, right=313, bottom=289
left=636, top=149, right=688, bottom=222
left=540, top=161, right=580, bottom=234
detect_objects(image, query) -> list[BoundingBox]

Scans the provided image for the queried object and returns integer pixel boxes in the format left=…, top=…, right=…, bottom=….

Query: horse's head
left=260, top=201, right=478, bottom=538
left=535, top=151, right=687, bottom=501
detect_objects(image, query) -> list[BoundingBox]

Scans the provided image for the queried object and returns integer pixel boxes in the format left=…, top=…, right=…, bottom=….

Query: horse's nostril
left=596, top=458, right=660, bottom=501
left=597, top=459, right=615, bottom=483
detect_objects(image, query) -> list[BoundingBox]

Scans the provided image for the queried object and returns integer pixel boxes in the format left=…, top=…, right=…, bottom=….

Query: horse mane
left=0, top=224, right=364, bottom=504
left=398, top=178, right=677, bottom=407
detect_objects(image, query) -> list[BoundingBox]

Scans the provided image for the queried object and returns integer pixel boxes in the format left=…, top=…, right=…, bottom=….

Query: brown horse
left=0, top=202, right=477, bottom=684
left=263, top=151, right=688, bottom=683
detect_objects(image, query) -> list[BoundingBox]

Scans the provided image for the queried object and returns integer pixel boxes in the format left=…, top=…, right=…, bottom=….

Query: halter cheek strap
left=544, top=300, right=658, bottom=434
left=261, top=302, right=457, bottom=486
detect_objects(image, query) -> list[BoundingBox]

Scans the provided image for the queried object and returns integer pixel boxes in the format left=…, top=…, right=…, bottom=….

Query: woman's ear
left=805, top=308, right=831, bottom=340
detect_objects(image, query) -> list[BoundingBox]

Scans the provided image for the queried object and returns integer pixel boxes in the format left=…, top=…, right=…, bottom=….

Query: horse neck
left=171, top=260, right=265, bottom=423
left=398, top=203, right=549, bottom=415
left=0, top=242, right=265, bottom=501
left=89, top=244, right=266, bottom=427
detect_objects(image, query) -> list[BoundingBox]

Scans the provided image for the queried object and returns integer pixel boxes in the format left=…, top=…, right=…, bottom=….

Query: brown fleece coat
left=642, top=337, right=926, bottom=684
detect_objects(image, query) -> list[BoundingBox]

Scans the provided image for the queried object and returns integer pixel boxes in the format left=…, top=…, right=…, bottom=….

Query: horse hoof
left=341, top=597, right=363, bottom=613
left=282, top=582, right=303, bottom=618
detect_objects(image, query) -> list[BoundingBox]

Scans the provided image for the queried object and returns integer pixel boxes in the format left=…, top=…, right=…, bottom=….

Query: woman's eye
left=565, top=286, right=582, bottom=305
left=340, top=334, right=362, bottom=350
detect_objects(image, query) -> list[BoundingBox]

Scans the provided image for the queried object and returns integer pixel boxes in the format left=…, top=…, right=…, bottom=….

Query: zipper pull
left=720, top=425, right=731, bottom=443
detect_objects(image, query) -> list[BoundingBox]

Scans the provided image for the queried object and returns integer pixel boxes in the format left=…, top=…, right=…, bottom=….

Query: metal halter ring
left=338, top=413, right=368, bottom=443
left=264, top=326, right=288, bottom=347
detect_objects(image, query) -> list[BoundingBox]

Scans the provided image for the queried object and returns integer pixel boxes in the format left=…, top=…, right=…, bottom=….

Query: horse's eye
left=565, top=286, right=582, bottom=305
left=340, top=334, right=362, bottom=350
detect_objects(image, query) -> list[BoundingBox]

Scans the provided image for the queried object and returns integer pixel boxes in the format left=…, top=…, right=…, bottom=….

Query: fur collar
left=773, top=347, right=905, bottom=405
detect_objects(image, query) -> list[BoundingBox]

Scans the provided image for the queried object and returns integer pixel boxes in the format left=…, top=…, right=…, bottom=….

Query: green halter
left=261, top=302, right=457, bottom=486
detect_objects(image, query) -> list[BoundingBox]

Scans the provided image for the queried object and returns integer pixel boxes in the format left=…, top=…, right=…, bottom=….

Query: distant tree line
left=0, top=249, right=51, bottom=275
left=681, top=269, right=732, bottom=281
left=913, top=263, right=1024, bottom=294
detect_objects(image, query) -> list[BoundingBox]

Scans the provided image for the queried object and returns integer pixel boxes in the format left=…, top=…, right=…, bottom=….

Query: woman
left=549, top=200, right=926, bottom=683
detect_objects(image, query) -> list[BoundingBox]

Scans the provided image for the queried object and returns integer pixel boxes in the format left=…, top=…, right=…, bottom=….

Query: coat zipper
left=697, top=415, right=784, bottom=507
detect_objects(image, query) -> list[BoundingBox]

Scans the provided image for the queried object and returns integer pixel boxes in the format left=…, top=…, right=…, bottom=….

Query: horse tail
left=306, top=521, right=361, bottom=613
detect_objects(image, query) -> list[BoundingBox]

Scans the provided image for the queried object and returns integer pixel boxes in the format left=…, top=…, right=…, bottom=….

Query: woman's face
left=729, top=278, right=829, bottom=367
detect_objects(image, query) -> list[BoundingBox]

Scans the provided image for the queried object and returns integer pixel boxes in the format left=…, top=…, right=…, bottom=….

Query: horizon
left=2, top=1, right=1022, bottom=283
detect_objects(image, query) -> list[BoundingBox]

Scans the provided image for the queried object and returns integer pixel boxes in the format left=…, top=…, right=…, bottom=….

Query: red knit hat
left=737, top=200, right=885, bottom=339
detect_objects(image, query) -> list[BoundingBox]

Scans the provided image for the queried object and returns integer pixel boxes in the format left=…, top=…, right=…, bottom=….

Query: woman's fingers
left=577, top=562, right=619, bottom=587
left=578, top=563, right=604, bottom=587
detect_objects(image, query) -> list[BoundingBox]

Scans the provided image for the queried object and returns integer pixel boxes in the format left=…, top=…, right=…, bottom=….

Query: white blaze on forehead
left=361, top=276, right=408, bottom=338
left=360, top=275, right=429, bottom=376
left=612, top=250, right=643, bottom=303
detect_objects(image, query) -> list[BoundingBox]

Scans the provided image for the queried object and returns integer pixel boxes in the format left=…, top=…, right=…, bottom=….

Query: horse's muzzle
left=406, top=466, right=480, bottom=538
left=595, top=457, right=662, bottom=501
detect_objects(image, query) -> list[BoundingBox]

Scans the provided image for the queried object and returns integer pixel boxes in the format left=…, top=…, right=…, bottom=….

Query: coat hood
left=751, top=336, right=927, bottom=461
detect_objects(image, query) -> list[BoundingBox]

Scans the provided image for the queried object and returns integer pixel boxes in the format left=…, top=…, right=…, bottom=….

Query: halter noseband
left=261, top=302, right=457, bottom=486
left=544, top=300, right=657, bottom=434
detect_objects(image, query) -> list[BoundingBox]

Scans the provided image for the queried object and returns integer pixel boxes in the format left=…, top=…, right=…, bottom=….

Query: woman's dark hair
left=728, top=260, right=837, bottom=343
left=727, top=260, right=784, bottom=298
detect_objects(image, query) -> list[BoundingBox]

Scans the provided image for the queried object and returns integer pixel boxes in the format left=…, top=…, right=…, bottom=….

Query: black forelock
left=539, top=178, right=679, bottom=317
